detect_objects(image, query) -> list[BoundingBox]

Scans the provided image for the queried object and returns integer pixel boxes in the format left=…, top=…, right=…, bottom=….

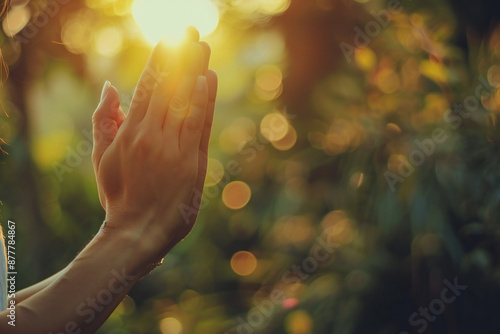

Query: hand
left=91, top=28, right=218, bottom=262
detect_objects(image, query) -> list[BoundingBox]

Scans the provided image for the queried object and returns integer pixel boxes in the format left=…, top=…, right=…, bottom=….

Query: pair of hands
left=90, top=28, right=217, bottom=264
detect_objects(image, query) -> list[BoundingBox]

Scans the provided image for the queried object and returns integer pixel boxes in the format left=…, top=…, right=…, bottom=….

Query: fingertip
left=199, top=41, right=211, bottom=54
left=205, top=69, right=218, bottom=81
left=107, top=84, right=122, bottom=108
left=185, top=26, right=200, bottom=43
left=205, top=69, right=218, bottom=96
left=100, top=81, right=111, bottom=100
left=195, top=75, right=208, bottom=94
left=151, top=40, right=169, bottom=64
left=97, top=81, right=120, bottom=110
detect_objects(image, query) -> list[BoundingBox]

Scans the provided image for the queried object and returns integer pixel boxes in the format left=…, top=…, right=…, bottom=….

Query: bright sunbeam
left=132, top=0, right=219, bottom=45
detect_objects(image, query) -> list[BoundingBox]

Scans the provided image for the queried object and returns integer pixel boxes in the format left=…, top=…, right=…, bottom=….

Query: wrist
left=99, top=212, right=171, bottom=273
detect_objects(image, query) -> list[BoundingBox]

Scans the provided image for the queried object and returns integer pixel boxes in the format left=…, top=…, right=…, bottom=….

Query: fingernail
left=195, top=76, right=207, bottom=92
left=100, top=81, right=111, bottom=101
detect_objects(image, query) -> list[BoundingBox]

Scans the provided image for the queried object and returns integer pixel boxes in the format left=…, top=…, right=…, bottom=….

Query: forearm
left=14, top=268, right=68, bottom=304
left=0, top=223, right=152, bottom=333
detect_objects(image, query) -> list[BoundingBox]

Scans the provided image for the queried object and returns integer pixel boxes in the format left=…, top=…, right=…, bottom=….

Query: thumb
left=92, top=81, right=125, bottom=170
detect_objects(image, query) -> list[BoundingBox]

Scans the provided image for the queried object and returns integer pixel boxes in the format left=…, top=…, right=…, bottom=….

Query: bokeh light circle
left=230, top=251, right=257, bottom=276
left=260, top=113, right=289, bottom=142
left=159, top=317, right=183, bottom=334
left=222, top=181, right=252, bottom=209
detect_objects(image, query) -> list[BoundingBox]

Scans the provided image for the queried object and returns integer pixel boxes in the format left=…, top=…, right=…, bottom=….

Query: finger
left=180, top=76, right=209, bottom=155
left=141, top=29, right=202, bottom=128
left=199, top=41, right=211, bottom=73
left=193, top=70, right=218, bottom=191
left=92, top=81, right=125, bottom=172
left=199, top=70, right=218, bottom=156
left=162, top=43, right=205, bottom=146
left=126, top=41, right=169, bottom=125
left=186, top=26, right=200, bottom=43
left=127, top=28, right=200, bottom=126
left=140, top=44, right=179, bottom=127
left=184, top=70, right=217, bottom=225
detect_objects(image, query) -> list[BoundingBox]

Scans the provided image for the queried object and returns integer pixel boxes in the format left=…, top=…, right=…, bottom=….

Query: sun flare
left=132, top=0, right=220, bottom=45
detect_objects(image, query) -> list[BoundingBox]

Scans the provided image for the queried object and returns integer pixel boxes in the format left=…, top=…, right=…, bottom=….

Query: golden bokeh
left=355, top=47, right=377, bottom=72
left=323, top=133, right=349, bottom=156
left=94, top=27, right=124, bottom=57
left=159, top=317, right=183, bottom=334
left=260, top=112, right=289, bottom=142
left=387, top=154, right=409, bottom=173
left=2, top=5, right=30, bottom=37
left=376, top=68, right=400, bottom=94
left=321, top=210, right=347, bottom=230
left=230, top=251, right=258, bottom=276
left=222, top=181, right=252, bottom=209
left=272, top=125, right=297, bottom=151
left=420, top=60, right=448, bottom=83
left=274, top=216, right=314, bottom=244
left=61, top=10, right=96, bottom=54
left=256, top=65, right=282, bottom=91
left=205, top=158, right=225, bottom=187
left=285, top=310, right=313, bottom=334
left=323, top=217, right=355, bottom=245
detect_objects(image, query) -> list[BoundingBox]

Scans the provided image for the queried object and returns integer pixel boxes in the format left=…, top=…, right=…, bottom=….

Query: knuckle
left=150, top=82, right=169, bottom=99
left=118, top=129, right=133, bottom=145
left=132, top=132, right=151, bottom=150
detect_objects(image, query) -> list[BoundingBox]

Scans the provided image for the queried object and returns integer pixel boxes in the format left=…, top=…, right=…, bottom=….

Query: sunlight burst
left=132, top=0, right=219, bottom=45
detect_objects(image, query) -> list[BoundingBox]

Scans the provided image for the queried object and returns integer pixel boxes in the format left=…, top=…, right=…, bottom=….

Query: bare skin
left=0, top=28, right=218, bottom=333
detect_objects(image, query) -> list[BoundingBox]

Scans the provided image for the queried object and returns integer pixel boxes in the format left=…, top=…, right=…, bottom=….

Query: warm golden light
left=2, top=5, right=31, bottom=37
left=285, top=310, right=313, bottom=334
left=355, top=47, right=376, bottom=72
left=159, top=317, right=183, bottom=334
left=230, top=251, right=257, bottom=276
left=260, top=112, right=289, bottom=142
left=94, top=27, right=124, bottom=57
left=222, top=181, right=252, bottom=210
left=132, top=0, right=219, bottom=45
left=272, top=125, right=297, bottom=151
left=205, top=158, right=224, bottom=186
